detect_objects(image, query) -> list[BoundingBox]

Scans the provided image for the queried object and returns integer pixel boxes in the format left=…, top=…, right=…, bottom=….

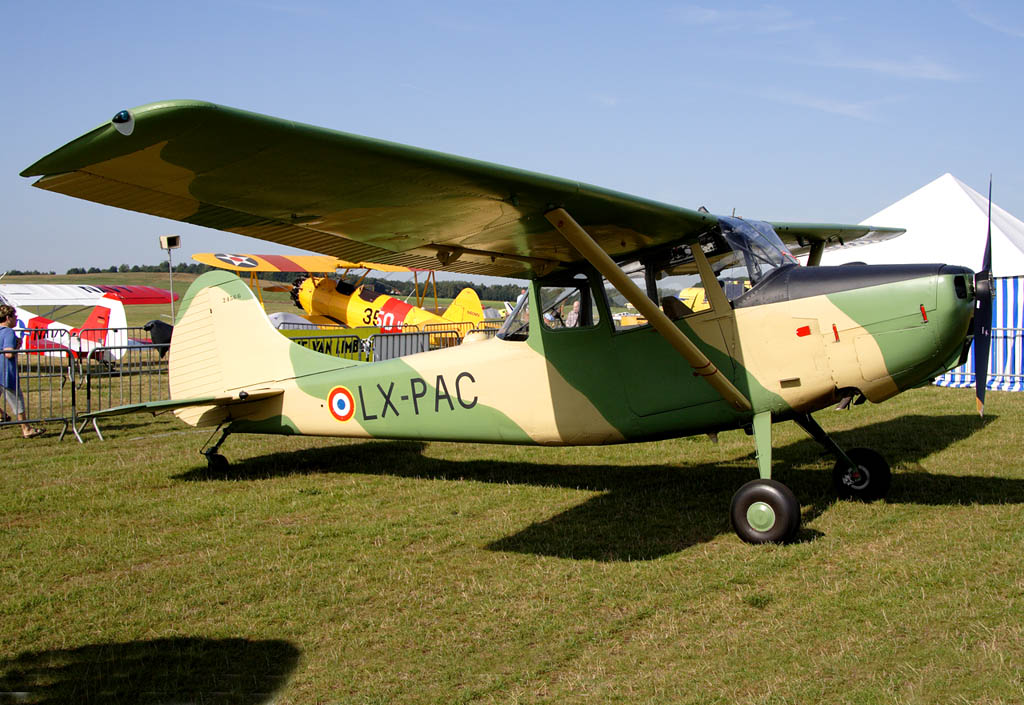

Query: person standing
left=0, top=304, right=43, bottom=438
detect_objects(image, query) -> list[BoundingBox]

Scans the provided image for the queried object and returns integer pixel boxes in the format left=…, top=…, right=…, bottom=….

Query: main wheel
left=833, top=448, right=890, bottom=501
left=730, top=479, right=801, bottom=544
left=206, top=453, right=229, bottom=472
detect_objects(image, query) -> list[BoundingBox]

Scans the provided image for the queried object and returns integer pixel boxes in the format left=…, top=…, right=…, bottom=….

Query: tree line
left=64, top=262, right=214, bottom=275
left=51, top=263, right=523, bottom=302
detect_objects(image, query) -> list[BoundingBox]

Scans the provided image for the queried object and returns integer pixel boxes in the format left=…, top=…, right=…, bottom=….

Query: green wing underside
left=22, top=100, right=900, bottom=279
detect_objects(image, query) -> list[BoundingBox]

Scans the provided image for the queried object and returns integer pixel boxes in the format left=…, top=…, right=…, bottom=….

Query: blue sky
left=3, top=0, right=1022, bottom=280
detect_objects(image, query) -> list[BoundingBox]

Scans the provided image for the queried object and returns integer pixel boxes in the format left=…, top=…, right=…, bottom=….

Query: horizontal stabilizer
left=81, top=388, right=284, bottom=419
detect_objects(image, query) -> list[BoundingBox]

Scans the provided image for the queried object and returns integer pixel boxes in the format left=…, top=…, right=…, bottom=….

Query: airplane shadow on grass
left=0, top=637, right=299, bottom=705
left=175, top=414, right=1012, bottom=561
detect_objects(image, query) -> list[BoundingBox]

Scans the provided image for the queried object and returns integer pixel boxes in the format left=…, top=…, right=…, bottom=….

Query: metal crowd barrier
left=466, top=326, right=500, bottom=340
left=4, top=320, right=498, bottom=442
left=0, top=345, right=76, bottom=441
left=371, top=332, right=431, bottom=361
left=76, top=342, right=169, bottom=440
left=422, top=320, right=502, bottom=339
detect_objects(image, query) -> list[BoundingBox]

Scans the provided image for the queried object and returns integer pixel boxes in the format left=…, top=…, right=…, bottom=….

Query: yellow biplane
left=192, top=252, right=486, bottom=333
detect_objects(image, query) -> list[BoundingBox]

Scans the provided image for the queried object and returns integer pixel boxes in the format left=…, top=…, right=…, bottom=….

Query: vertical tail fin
left=441, top=287, right=484, bottom=325
left=73, top=294, right=128, bottom=344
left=169, top=271, right=358, bottom=426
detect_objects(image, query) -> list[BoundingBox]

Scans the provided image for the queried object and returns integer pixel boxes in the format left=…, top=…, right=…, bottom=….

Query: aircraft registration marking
left=352, top=372, right=479, bottom=421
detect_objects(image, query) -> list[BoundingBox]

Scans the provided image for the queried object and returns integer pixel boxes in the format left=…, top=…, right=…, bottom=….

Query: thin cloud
left=671, top=4, right=815, bottom=33
left=757, top=90, right=885, bottom=121
left=225, top=0, right=332, bottom=18
left=816, top=54, right=967, bottom=81
left=591, top=94, right=619, bottom=108
left=954, top=0, right=1024, bottom=39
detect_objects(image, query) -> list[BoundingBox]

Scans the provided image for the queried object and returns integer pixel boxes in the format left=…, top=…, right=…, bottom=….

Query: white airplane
left=0, top=282, right=177, bottom=362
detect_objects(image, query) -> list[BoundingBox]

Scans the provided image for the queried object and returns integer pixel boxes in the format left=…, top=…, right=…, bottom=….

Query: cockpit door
left=608, top=246, right=737, bottom=416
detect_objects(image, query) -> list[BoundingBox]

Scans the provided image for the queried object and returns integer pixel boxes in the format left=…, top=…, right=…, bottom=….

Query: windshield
left=497, top=289, right=530, bottom=341
left=713, top=216, right=798, bottom=285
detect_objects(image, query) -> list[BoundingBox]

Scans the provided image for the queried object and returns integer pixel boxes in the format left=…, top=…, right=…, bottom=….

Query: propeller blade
left=974, top=177, right=994, bottom=416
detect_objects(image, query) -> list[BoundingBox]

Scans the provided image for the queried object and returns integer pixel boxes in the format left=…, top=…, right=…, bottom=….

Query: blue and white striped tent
left=936, top=276, right=1024, bottom=392
left=821, top=174, right=1024, bottom=393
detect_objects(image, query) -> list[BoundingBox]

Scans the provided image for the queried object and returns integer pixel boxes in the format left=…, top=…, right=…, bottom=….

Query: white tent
left=822, top=173, right=1024, bottom=276
left=821, top=173, right=1024, bottom=391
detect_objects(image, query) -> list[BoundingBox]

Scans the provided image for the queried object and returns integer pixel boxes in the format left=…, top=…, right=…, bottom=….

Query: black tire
left=206, top=453, right=229, bottom=472
left=833, top=447, right=891, bottom=501
left=730, top=479, right=801, bottom=544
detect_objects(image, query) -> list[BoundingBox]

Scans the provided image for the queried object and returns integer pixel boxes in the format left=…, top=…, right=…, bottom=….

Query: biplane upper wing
left=0, top=282, right=177, bottom=307
left=191, top=252, right=414, bottom=274
left=22, top=100, right=901, bottom=278
left=191, top=252, right=352, bottom=273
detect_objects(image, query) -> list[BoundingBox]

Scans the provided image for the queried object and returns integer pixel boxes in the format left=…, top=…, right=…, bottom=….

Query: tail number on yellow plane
left=363, top=298, right=415, bottom=332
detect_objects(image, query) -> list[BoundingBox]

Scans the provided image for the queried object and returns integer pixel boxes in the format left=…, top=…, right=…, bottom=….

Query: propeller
left=973, top=177, right=994, bottom=416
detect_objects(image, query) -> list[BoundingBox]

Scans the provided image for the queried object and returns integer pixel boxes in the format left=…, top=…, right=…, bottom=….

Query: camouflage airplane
left=21, top=101, right=993, bottom=544
left=192, top=252, right=486, bottom=333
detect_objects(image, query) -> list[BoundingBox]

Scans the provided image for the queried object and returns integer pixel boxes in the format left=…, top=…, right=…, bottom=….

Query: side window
left=652, top=264, right=706, bottom=319
left=604, top=260, right=649, bottom=330
left=603, top=242, right=725, bottom=331
left=539, top=273, right=601, bottom=331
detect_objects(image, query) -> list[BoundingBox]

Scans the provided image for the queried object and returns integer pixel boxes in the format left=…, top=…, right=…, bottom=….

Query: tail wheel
left=833, top=448, right=891, bottom=501
left=730, top=479, right=801, bottom=544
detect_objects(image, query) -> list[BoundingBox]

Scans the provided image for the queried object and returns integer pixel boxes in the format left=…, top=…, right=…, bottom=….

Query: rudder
left=441, top=287, right=484, bottom=325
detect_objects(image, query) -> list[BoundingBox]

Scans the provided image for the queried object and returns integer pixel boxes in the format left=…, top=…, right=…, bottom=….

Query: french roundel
left=327, top=386, right=355, bottom=422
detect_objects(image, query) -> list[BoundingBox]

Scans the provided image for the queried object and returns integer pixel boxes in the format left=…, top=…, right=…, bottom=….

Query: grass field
left=1, top=381, right=1022, bottom=704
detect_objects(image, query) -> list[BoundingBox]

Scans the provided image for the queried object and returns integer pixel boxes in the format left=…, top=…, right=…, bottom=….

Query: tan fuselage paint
left=170, top=276, right=621, bottom=444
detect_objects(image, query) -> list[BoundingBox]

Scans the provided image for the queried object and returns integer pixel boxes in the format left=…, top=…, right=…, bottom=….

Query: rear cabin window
left=496, top=273, right=601, bottom=341
left=539, top=275, right=600, bottom=331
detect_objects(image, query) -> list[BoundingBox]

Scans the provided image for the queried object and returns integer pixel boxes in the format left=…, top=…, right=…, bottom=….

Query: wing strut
left=545, top=208, right=751, bottom=412
left=806, top=241, right=825, bottom=267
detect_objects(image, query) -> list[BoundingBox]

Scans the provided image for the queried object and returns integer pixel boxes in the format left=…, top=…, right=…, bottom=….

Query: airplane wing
left=770, top=222, right=904, bottom=261
left=192, top=252, right=415, bottom=274
left=0, top=282, right=177, bottom=307
left=23, top=100, right=900, bottom=279
left=192, top=252, right=353, bottom=272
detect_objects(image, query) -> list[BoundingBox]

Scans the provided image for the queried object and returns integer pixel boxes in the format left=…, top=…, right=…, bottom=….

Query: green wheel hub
left=746, top=501, right=776, bottom=532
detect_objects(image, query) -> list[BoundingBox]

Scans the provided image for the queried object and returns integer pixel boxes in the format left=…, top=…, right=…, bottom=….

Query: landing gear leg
left=731, top=411, right=801, bottom=544
left=794, top=413, right=891, bottom=501
left=201, top=426, right=232, bottom=472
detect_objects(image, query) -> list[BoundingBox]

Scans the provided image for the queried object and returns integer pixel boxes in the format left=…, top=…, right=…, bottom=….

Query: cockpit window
left=599, top=217, right=799, bottom=327
left=714, top=216, right=798, bottom=291
left=539, top=275, right=600, bottom=330
left=497, top=274, right=601, bottom=341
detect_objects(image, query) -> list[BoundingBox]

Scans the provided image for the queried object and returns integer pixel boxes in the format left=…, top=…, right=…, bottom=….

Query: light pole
left=159, top=235, right=181, bottom=322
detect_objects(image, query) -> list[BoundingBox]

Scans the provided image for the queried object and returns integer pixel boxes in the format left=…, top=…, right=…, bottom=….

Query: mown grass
left=1, top=385, right=1022, bottom=704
